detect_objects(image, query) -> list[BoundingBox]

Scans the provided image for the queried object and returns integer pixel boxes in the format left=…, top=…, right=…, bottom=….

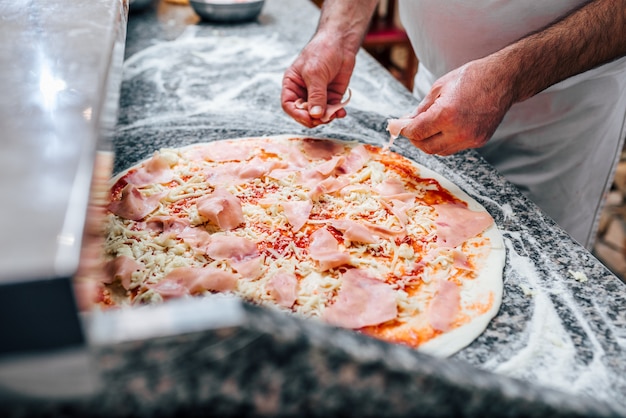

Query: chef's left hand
left=281, top=32, right=354, bottom=128
left=402, top=59, right=515, bottom=156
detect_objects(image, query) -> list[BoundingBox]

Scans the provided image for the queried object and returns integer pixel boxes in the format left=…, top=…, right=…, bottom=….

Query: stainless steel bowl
left=189, top=0, right=265, bottom=23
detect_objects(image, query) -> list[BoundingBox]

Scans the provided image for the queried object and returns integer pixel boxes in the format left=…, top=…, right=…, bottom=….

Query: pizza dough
left=101, top=135, right=505, bottom=357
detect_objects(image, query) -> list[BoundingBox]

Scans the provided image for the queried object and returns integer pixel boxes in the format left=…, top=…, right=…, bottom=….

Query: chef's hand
left=402, top=59, right=515, bottom=156
left=281, top=32, right=356, bottom=128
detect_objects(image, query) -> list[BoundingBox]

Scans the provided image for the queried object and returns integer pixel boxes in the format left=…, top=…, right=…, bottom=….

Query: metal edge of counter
left=0, top=0, right=129, bottom=402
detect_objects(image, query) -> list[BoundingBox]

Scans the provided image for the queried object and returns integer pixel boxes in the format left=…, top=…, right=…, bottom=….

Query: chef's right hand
left=281, top=32, right=356, bottom=128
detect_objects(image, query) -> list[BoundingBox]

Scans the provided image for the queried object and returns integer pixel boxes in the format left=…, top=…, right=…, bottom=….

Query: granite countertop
left=3, top=0, right=626, bottom=416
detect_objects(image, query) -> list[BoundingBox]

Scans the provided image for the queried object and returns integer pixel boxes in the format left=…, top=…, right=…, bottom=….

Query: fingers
left=281, top=71, right=319, bottom=128
left=302, top=77, right=328, bottom=119
left=410, top=133, right=458, bottom=156
left=281, top=74, right=348, bottom=127
left=281, top=40, right=354, bottom=127
left=402, top=103, right=461, bottom=156
left=280, top=53, right=331, bottom=123
left=402, top=104, right=442, bottom=144
left=403, top=107, right=481, bottom=155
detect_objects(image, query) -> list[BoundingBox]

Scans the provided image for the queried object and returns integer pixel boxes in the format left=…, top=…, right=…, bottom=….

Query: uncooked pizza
left=101, top=135, right=505, bottom=356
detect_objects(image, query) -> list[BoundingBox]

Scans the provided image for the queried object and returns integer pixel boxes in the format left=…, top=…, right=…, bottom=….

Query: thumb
left=304, top=78, right=329, bottom=119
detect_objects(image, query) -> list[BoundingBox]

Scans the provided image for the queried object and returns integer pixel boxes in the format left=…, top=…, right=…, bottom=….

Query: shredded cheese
left=103, top=136, right=494, bottom=334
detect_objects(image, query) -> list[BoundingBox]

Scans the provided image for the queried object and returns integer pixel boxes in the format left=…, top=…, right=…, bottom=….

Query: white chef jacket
left=398, top=0, right=626, bottom=249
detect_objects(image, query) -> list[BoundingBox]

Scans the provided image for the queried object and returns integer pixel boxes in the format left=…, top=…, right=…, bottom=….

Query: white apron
left=398, top=0, right=626, bottom=249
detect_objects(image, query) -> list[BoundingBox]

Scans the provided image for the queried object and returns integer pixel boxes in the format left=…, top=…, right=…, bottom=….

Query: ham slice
left=297, top=144, right=367, bottom=183
left=450, top=249, right=472, bottom=270
left=433, top=203, right=494, bottom=248
left=204, top=158, right=286, bottom=186
left=237, top=157, right=287, bottom=180
left=108, top=185, right=163, bottom=221
left=380, top=199, right=413, bottom=226
left=232, top=257, right=263, bottom=280
left=329, top=219, right=377, bottom=244
left=196, top=187, right=244, bottom=231
left=320, top=89, right=352, bottom=123
left=205, top=234, right=258, bottom=259
left=294, top=89, right=352, bottom=123
left=205, top=235, right=262, bottom=279
left=309, top=176, right=350, bottom=199
left=266, top=271, right=298, bottom=308
left=360, top=219, right=406, bottom=240
left=203, top=163, right=238, bottom=186
left=287, top=144, right=310, bottom=168
left=308, top=227, right=351, bottom=271
left=189, top=267, right=238, bottom=292
left=146, top=215, right=190, bottom=236
left=376, top=179, right=416, bottom=225
left=295, top=154, right=350, bottom=194
left=296, top=168, right=326, bottom=189
left=126, top=152, right=174, bottom=186
left=386, top=117, right=412, bottom=140
left=149, top=266, right=239, bottom=298
left=281, top=200, right=313, bottom=232
left=322, top=268, right=398, bottom=329
left=105, top=255, right=144, bottom=290
left=330, top=218, right=404, bottom=242
left=178, top=226, right=212, bottom=253
left=375, top=177, right=407, bottom=196
left=147, top=278, right=187, bottom=299
left=336, top=144, right=370, bottom=175
left=300, top=138, right=345, bottom=160
left=203, top=162, right=251, bottom=186
left=428, top=279, right=461, bottom=332
left=187, top=141, right=254, bottom=162
left=385, top=116, right=413, bottom=149
left=314, top=155, right=345, bottom=176
left=257, top=140, right=290, bottom=157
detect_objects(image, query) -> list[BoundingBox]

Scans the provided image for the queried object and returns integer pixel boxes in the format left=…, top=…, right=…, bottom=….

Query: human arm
left=401, top=0, right=626, bottom=155
left=281, top=0, right=378, bottom=127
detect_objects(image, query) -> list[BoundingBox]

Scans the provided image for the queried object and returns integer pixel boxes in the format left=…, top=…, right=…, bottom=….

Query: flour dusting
left=485, top=235, right=614, bottom=405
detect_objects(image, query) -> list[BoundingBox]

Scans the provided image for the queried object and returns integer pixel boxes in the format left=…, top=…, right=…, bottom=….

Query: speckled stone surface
left=3, top=297, right=624, bottom=417
left=5, top=0, right=626, bottom=416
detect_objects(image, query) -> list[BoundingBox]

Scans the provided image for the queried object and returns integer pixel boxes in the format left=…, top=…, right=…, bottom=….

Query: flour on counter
left=500, top=203, right=514, bottom=221
left=569, top=270, right=589, bottom=283
left=518, top=283, right=536, bottom=297
left=485, top=235, right=614, bottom=405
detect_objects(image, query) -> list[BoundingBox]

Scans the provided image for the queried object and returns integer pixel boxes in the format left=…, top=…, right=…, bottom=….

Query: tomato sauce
left=366, top=144, right=464, bottom=206
left=109, top=175, right=129, bottom=200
